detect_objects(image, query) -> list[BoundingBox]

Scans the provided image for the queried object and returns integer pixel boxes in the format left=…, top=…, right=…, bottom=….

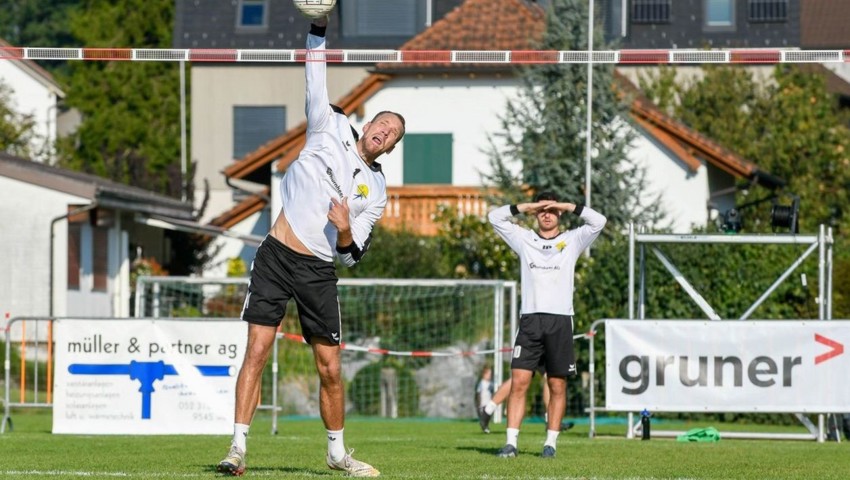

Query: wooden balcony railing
left=381, top=185, right=493, bottom=236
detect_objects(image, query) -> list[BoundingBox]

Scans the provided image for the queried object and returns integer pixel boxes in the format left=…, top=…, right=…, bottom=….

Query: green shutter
left=402, top=133, right=453, bottom=184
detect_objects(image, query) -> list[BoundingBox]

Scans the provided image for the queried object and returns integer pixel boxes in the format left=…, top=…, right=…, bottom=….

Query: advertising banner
left=605, top=320, right=849, bottom=412
left=53, top=319, right=246, bottom=434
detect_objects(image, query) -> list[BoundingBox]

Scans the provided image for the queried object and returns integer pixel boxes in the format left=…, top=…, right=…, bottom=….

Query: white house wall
left=0, top=61, right=60, bottom=163
left=0, top=176, right=86, bottom=321
left=628, top=131, right=711, bottom=232
left=205, top=208, right=269, bottom=278
left=349, top=76, right=522, bottom=187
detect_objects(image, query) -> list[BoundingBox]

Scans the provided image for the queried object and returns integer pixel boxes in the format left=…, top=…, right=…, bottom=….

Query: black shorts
left=240, top=235, right=341, bottom=345
left=511, top=313, right=576, bottom=378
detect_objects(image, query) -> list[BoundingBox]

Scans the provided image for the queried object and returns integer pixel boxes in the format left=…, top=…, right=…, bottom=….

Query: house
left=205, top=0, right=783, bottom=273
left=0, top=37, right=65, bottom=163
left=0, top=153, right=194, bottom=319
left=602, top=0, right=802, bottom=49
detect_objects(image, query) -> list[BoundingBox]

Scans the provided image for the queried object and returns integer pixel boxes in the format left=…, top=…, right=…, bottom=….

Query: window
left=705, top=0, right=735, bottom=28
left=632, top=0, right=671, bottom=24
left=92, top=227, right=108, bottom=292
left=748, top=0, right=787, bottom=22
left=402, top=134, right=452, bottom=184
left=342, top=0, right=422, bottom=38
left=67, top=223, right=81, bottom=290
left=233, top=106, right=286, bottom=159
left=237, top=0, right=267, bottom=29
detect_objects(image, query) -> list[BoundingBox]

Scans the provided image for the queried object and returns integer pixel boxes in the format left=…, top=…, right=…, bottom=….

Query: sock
left=484, top=401, right=497, bottom=415
left=233, top=423, right=249, bottom=452
left=545, top=429, right=560, bottom=448
left=506, top=428, right=519, bottom=448
left=327, top=428, right=346, bottom=462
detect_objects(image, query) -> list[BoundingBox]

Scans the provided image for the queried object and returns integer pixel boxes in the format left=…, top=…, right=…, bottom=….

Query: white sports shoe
left=326, top=449, right=380, bottom=477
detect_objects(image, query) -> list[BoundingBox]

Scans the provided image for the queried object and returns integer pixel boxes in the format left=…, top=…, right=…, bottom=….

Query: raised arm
left=305, top=17, right=332, bottom=132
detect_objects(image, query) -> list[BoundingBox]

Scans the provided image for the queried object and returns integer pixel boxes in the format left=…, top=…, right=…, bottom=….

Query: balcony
left=381, top=185, right=492, bottom=236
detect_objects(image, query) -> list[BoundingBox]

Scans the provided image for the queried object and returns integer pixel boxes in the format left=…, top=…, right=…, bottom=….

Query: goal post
left=135, top=276, right=517, bottom=420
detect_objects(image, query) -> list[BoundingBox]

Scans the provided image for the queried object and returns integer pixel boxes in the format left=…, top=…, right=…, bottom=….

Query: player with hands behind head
left=488, top=191, right=605, bottom=458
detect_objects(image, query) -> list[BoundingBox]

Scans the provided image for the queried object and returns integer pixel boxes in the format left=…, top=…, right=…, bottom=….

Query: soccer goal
left=135, top=276, right=517, bottom=420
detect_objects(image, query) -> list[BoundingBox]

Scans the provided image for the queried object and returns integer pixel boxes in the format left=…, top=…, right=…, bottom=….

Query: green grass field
left=1, top=410, right=849, bottom=479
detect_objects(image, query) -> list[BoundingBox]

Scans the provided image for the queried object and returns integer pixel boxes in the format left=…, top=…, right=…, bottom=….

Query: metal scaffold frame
left=596, top=223, right=836, bottom=441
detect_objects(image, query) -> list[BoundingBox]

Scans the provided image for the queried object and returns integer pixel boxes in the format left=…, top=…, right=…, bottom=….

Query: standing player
left=217, top=15, right=405, bottom=478
left=488, top=191, right=605, bottom=458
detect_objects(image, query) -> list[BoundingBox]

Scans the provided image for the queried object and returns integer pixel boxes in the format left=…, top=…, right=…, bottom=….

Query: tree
left=0, top=80, right=39, bottom=158
left=640, top=64, right=850, bottom=318
left=0, top=0, right=81, bottom=76
left=56, top=0, right=187, bottom=199
left=641, top=64, right=850, bottom=236
left=484, top=0, right=662, bottom=231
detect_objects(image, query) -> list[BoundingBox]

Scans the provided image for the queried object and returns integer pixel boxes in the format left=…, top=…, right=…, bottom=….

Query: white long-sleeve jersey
left=280, top=31, right=387, bottom=266
left=488, top=204, right=607, bottom=315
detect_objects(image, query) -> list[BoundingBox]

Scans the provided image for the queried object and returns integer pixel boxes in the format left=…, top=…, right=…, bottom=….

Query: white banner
left=53, top=319, right=247, bottom=434
left=605, top=320, right=849, bottom=413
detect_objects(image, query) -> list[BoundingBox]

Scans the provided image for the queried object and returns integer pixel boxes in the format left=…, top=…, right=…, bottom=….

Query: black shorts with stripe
left=240, top=235, right=341, bottom=345
left=511, top=313, right=576, bottom=378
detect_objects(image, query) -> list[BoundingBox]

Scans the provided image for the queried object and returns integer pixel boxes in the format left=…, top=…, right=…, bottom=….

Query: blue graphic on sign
left=67, top=360, right=232, bottom=419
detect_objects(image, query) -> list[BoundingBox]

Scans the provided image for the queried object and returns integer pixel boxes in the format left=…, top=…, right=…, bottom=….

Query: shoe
left=478, top=407, right=492, bottom=433
left=561, top=421, right=575, bottom=432
left=217, top=445, right=246, bottom=476
left=496, top=444, right=517, bottom=458
left=541, top=445, right=556, bottom=458
left=327, top=450, right=380, bottom=477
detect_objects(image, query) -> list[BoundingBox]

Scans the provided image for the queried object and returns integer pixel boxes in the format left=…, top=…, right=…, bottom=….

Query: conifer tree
left=484, top=0, right=661, bottom=230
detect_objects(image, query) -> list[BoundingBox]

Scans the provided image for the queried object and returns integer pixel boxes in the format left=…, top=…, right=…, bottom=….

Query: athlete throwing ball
left=488, top=192, right=605, bottom=458
left=217, top=14, right=405, bottom=478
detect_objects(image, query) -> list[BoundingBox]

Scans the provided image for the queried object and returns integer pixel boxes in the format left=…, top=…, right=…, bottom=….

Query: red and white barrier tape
left=278, top=332, right=591, bottom=357
left=1, top=47, right=848, bottom=64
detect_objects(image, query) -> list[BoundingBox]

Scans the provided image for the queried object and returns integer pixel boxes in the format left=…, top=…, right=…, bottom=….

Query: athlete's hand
left=328, top=197, right=351, bottom=232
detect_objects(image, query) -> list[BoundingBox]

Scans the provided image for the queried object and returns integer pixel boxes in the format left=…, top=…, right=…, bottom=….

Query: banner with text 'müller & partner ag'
left=53, top=319, right=247, bottom=434
left=605, top=320, right=849, bottom=413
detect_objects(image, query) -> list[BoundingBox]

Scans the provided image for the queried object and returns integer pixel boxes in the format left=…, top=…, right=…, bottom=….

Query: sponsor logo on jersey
left=354, top=184, right=369, bottom=200
left=529, top=262, right=561, bottom=271
left=325, top=167, right=343, bottom=199
left=556, top=241, right=567, bottom=252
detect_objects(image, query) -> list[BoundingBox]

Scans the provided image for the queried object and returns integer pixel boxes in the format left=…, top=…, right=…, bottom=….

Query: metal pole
left=585, top=0, right=594, bottom=211
left=628, top=223, right=634, bottom=319
left=180, top=60, right=188, bottom=202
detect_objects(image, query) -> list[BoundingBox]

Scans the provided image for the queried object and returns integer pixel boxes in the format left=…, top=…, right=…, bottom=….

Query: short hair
left=371, top=111, right=406, bottom=142
left=534, top=191, right=559, bottom=202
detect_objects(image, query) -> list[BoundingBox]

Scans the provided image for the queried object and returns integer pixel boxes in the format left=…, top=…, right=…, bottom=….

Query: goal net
left=135, top=276, right=516, bottom=420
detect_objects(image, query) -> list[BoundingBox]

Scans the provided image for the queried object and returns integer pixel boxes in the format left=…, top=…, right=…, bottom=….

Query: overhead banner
left=53, top=319, right=247, bottom=434
left=605, top=320, right=849, bottom=413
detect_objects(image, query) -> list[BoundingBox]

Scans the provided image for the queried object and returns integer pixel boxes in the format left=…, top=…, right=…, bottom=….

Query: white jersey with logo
left=280, top=32, right=387, bottom=265
left=488, top=204, right=606, bottom=315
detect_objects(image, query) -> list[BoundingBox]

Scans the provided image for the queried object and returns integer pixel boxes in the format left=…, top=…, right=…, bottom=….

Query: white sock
left=484, top=401, right=497, bottom=415
left=233, top=423, right=249, bottom=452
left=506, top=428, right=520, bottom=448
left=327, top=428, right=345, bottom=462
left=545, top=429, right=560, bottom=448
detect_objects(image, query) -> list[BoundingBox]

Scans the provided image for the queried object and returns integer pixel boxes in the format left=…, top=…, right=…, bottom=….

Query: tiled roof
left=378, top=0, right=545, bottom=72
left=0, top=152, right=193, bottom=220
left=801, top=2, right=850, bottom=49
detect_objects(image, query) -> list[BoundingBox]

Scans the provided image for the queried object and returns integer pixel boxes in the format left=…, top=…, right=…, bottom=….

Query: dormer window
left=237, top=0, right=268, bottom=29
